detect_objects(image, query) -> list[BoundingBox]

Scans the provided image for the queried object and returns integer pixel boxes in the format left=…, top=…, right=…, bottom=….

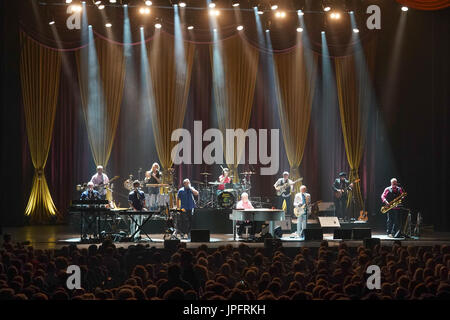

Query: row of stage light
left=51, top=0, right=410, bottom=33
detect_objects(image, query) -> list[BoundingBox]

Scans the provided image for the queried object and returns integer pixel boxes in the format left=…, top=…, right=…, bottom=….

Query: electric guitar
left=275, top=178, right=303, bottom=196
left=94, top=175, right=119, bottom=192
left=334, top=178, right=360, bottom=199
left=294, top=200, right=322, bottom=217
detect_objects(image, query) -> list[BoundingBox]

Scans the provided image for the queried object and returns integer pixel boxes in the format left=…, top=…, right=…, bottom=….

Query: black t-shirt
left=147, top=170, right=161, bottom=184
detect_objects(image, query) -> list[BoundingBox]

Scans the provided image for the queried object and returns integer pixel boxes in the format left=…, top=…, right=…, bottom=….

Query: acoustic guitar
left=334, top=179, right=360, bottom=199
left=293, top=200, right=322, bottom=217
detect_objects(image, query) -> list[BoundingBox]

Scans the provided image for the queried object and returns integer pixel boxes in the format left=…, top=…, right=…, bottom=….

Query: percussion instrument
left=217, top=190, right=236, bottom=209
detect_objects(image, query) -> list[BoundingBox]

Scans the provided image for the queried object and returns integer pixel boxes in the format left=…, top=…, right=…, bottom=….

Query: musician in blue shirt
left=128, top=180, right=146, bottom=240
left=80, top=182, right=100, bottom=200
left=177, top=179, right=199, bottom=240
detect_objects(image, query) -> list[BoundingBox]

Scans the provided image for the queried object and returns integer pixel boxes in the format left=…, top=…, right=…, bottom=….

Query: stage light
left=209, top=9, right=220, bottom=16
left=401, top=6, right=408, bottom=11
left=145, top=0, right=152, bottom=5
left=179, top=2, right=186, bottom=7
left=324, top=6, right=331, bottom=12
left=349, top=11, right=354, bottom=14
left=209, top=3, right=216, bottom=8
left=70, top=4, right=82, bottom=12
left=321, top=31, right=325, bottom=34
left=105, top=23, right=112, bottom=27
left=109, top=0, right=116, bottom=3
left=187, top=25, right=194, bottom=30
left=139, top=7, right=150, bottom=14
left=66, top=0, right=72, bottom=3
left=275, top=11, right=286, bottom=18
left=330, top=12, right=341, bottom=19
left=49, top=20, right=55, bottom=25
left=258, top=10, right=263, bottom=15
left=155, top=23, right=162, bottom=29
left=271, top=5, right=278, bottom=10
left=98, top=4, right=104, bottom=9
left=237, top=25, right=243, bottom=31
left=353, top=28, right=359, bottom=33
left=265, top=29, right=269, bottom=33
left=232, top=2, right=240, bottom=7
left=297, top=10, right=304, bottom=16
left=213, top=28, right=217, bottom=32
left=296, top=27, right=303, bottom=32
left=95, top=1, right=101, bottom=5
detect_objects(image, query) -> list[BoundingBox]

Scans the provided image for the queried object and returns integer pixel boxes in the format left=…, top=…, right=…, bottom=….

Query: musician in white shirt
left=90, top=165, right=109, bottom=199
left=293, top=185, right=311, bottom=239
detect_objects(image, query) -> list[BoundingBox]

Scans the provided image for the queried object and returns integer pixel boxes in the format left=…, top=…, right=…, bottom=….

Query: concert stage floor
left=2, top=225, right=450, bottom=250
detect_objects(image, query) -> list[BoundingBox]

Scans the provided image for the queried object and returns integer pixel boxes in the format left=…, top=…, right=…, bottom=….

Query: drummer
left=145, top=162, right=161, bottom=210
left=218, top=168, right=231, bottom=191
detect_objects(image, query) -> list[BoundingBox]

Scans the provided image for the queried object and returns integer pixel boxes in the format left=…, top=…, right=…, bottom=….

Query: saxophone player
left=381, top=178, right=404, bottom=238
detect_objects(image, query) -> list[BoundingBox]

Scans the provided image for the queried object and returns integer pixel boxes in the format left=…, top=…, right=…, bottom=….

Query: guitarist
left=273, top=171, right=294, bottom=217
left=293, top=185, right=311, bottom=239
left=90, top=165, right=110, bottom=199
left=332, top=172, right=353, bottom=220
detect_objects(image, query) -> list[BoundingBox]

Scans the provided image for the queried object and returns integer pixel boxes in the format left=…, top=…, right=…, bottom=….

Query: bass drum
left=217, top=191, right=236, bottom=209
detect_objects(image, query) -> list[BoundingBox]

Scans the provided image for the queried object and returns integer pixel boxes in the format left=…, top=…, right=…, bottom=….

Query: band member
left=177, top=179, right=199, bottom=240
left=274, top=171, right=293, bottom=216
left=145, top=162, right=162, bottom=210
left=128, top=180, right=146, bottom=240
left=218, top=168, right=231, bottom=191
left=332, top=172, right=353, bottom=220
left=80, top=182, right=100, bottom=200
left=90, top=165, right=109, bottom=199
left=80, top=182, right=100, bottom=239
left=293, top=185, right=311, bottom=239
left=236, top=192, right=255, bottom=237
left=381, top=178, right=404, bottom=238
left=236, top=192, right=254, bottom=209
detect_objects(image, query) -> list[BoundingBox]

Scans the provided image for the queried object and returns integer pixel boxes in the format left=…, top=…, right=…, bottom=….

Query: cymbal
left=240, top=171, right=255, bottom=175
left=208, top=181, right=221, bottom=185
left=192, top=180, right=205, bottom=185
left=200, top=172, right=211, bottom=175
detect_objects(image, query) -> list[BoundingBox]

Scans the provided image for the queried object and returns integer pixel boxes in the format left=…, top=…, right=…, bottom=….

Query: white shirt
left=294, top=192, right=311, bottom=212
left=90, top=173, right=109, bottom=195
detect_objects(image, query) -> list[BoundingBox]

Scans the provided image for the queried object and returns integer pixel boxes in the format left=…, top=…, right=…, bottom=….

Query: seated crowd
left=0, top=234, right=449, bottom=300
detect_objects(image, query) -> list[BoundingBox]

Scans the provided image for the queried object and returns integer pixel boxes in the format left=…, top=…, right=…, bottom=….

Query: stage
left=3, top=225, right=450, bottom=250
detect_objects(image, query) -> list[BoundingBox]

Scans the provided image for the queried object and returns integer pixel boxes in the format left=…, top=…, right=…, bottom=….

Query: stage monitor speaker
left=364, top=238, right=380, bottom=249
left=318, top=217, right=340, bottom=228
left=352, top=228, right=372, bottom=240
left=164, top=239, right=180, bottom=251
left=191, top=229, right=210, bottom=242
left=333, top=229, right=352, bottom=240
left=304, top=228, right=323, bottom=241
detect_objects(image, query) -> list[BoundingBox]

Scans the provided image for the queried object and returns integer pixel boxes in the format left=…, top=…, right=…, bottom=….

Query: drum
left=217, top=191, right=236, bottom=209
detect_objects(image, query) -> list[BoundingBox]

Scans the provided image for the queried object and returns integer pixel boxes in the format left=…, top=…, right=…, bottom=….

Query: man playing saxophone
left=381, top=178, right=405, bottom=238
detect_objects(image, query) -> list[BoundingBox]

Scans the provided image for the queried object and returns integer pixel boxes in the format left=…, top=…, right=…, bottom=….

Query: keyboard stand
left=127, top=213, right=154, bottom=242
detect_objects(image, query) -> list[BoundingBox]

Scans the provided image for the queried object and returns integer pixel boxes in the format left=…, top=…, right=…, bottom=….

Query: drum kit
left=195, top=171, right=255, bottom=209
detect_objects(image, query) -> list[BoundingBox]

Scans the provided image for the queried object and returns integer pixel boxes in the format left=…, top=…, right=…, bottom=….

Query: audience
left=0, top=234, right=449, bottom=300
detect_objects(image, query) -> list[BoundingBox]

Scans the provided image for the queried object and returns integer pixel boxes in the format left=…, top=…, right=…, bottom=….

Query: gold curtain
left=146, top=33, right=195, bottom=171
left=20, top=32, right=61, bottom=223
left=210, top=36, right=259, bottom=181
left=335, top=48, right=375, bottom=209
left=76, top=38, right=125, bottom=168
left=274, top=48, right=317, bottom=185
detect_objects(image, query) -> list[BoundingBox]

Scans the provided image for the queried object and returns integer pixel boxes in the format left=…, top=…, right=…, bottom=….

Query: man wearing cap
left=90, top=165, right=110, bottom=199
left=274, top=171, right=294, bottom=217
left=333, top=172, right=353, bottom=220
left=128, top=180, right=146, bottom=240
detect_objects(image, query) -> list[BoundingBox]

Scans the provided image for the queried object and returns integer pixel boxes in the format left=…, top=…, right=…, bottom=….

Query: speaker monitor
left=364, top=238, right=380, bottom=249
left=191, top=229, right=210, bottom=242
left=352, top=228, right=372, bottom=240
left=333, top=229, right=352, bottom=240
left=164, top=239, right=180, bottom=251
left=304, top=228, right=323, bottom=241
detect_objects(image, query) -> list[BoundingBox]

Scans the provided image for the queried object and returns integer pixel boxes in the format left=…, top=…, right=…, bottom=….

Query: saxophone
left=380, top=192, right=407, bottom=214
